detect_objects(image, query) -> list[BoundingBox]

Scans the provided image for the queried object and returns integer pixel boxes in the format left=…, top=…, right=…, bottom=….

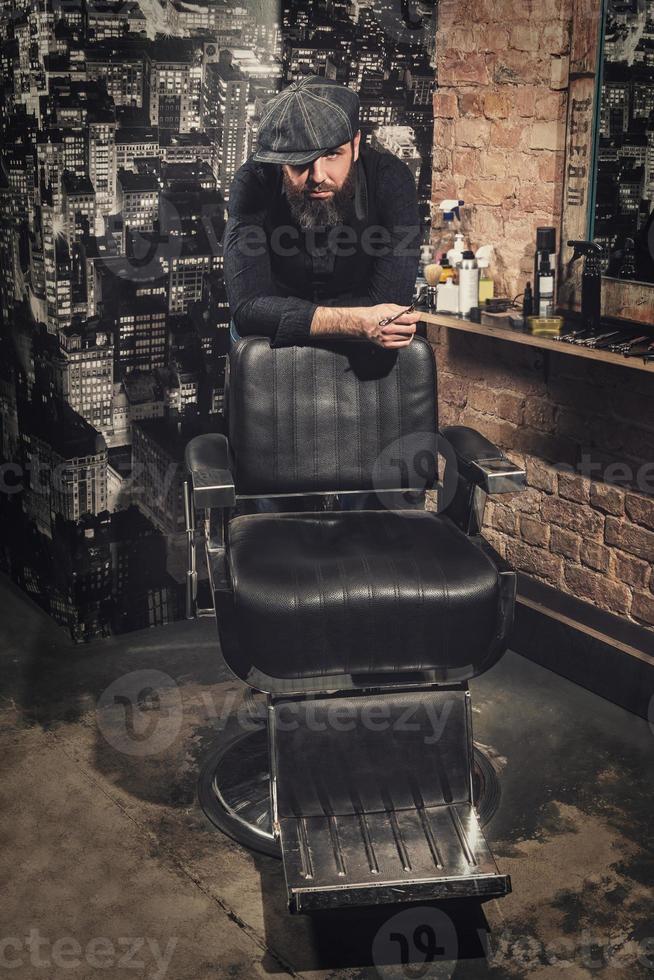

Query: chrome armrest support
left=440, top=426, right=526, bottom=494
left=185, top=433, right=236, bottom=510
left=439, top=426, right=526, bottom=536
left=184, top=433, right=235, bottom=619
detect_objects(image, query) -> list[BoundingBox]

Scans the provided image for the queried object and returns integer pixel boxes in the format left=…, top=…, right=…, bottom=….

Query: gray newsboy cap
left=253, top=75, right=360, bottom=166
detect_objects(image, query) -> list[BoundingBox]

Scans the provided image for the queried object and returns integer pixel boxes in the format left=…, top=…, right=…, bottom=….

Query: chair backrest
left=225, top=335, right=438, bottom=495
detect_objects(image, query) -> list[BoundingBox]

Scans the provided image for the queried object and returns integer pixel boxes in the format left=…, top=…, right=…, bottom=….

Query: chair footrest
left=280, top=803, right=511, bottom=913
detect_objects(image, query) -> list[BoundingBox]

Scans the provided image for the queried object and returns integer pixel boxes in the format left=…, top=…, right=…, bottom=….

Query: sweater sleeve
left=222, top=164, right=318, bottom=347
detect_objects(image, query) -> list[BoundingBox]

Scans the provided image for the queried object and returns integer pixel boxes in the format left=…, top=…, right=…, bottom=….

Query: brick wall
left=429, top=0, right=654, bottom=630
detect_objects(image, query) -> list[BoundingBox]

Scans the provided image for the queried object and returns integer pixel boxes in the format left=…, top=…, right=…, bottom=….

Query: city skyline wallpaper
left=0, top=0, right=437, bottom=640
left=593, top=0, right=654, bottom=281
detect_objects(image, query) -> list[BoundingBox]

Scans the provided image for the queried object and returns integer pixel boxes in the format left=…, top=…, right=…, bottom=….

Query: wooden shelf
left=420, top=311, right=654, bottom=373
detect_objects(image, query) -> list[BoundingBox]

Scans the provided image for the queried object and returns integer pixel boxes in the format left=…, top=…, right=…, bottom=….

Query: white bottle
left=457, top=251, right=479, bottom=317
left=436, top=280, right=459, bottom=314
left=447, top=232, right=466, bottom=269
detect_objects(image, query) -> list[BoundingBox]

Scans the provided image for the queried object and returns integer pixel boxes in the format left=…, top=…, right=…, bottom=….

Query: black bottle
left=567, top=240, right=603, bottom=334
left=522, top=281, right=533, bottom=317
left=533, top=227, right=557, bottom=317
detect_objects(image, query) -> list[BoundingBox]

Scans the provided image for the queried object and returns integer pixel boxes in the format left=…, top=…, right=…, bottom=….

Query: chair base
left=197, top=725, right=502, bottom=861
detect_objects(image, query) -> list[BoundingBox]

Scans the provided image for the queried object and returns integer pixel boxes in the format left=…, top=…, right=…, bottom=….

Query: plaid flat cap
left=253, top=75, right=360, bottom=166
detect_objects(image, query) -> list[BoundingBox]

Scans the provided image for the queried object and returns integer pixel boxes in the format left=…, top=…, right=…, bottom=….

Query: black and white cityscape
left=593, top=0, right=654, bottom=281
left=0, top=0, right=436, bottom=641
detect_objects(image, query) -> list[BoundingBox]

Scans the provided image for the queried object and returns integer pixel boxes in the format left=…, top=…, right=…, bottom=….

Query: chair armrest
left=185, top=433, right=236, bottom=509
left=439, top=425, right=526, bottom=494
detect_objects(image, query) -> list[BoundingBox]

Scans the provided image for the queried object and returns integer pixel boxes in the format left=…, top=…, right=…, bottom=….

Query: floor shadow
left=253, top=849, right=495, bottom=976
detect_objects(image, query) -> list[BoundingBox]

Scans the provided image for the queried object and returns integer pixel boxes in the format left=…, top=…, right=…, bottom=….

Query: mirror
left=591, top=0, right=654, bottom=286
left=558, top=0, right=654, bottom=324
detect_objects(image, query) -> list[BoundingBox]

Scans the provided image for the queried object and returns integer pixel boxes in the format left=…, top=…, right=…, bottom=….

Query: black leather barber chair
left=185, top=334, right=526, bottom=914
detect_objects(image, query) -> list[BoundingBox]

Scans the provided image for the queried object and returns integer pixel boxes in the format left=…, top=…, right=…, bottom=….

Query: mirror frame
left=558, top=0, right=654, bottom=325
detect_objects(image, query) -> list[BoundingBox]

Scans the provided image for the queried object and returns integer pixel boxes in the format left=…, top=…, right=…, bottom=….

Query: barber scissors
left=378, top=302, right=417, bottom=327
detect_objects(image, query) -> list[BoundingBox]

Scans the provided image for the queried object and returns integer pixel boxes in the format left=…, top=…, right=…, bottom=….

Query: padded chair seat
left=227, top=510, right=502, bottom=681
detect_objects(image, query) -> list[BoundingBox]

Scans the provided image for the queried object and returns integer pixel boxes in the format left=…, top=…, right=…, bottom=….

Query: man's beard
left=283, top=161, right=357, bottom=231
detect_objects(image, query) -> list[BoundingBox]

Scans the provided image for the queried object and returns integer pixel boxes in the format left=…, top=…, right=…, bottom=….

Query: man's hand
left=310, top=303, right=421, bottom=347
left=356, top=304, right=421, bottom=348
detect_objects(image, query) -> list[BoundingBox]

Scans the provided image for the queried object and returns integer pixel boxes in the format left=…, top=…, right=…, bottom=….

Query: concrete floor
left=1, top=572, right=653, bottom=980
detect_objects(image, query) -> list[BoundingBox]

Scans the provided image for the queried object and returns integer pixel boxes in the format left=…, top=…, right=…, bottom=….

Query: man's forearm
left=309, top=306, right=365, bottom=339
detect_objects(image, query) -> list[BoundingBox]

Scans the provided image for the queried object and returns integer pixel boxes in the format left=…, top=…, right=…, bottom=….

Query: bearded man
left=222, top=74, right=423, bottom=351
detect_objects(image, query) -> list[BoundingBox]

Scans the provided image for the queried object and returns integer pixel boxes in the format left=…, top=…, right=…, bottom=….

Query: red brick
left=463, top=177, right=518, bottom=206
left=631, top=592, right=654, bottom=627
left=605, top=517, right=654, bottom=562
left=526, top=457, right=557, bottom=493
left=452, top=147, right=479, bottom=176
left=558, top=471, right=590, bottom=504
left=535, top=91, right=567, bottom=121
left=528, top=120, right=562, bottom=152
left=523, top=397, right=556, bottom=432
left=519, top=183, right=561, bottom=214
left=520, top=515, right=550, bottom=548
left=541, top=496, right=604, bottom=537
left=505, top=540, right=563, bottom=586
left=612, top=552, right=651, bottom=590
left=489, top=119, right=529, bottom=149
left=483, top=527, right=508, bottom=559
left=551, top=526, right=581, bottom=561
left=440, top=53, right=491, bottom=87
left=454, top=119, right=491, bottom=148
left=580, top=540, right=610, bottom=573
left=467, top=385, right=524, bottom=424
left=513, top=87, right=537, bottom=116
left=589, top=482, right=625, bottom=517
left=433, top=120, right=456, bottom=152
left=433, top=91, right=458, bottom=118
left=509, top=486, right=542, bottom=514
left=483, top=92, right=510, bottom=119
left=541, top=21, right=571, bottom=55
left=493, top=50, right=548, bottom=86
left=458, top=409, right=518, bottom=452
left=509, top=24, right=541, bottom=52
left=458, top=91, right=484, bottom=117
left=624, top=494, right=654, bottom=531
left=486, top=500, right=516, bottom=534
left=438, top=372, right=468, bottom=409
left=563, top=565, right=631, bottom=616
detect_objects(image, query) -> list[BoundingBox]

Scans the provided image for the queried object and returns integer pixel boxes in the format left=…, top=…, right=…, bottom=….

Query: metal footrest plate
left=280, top=802, right=511, bottom=912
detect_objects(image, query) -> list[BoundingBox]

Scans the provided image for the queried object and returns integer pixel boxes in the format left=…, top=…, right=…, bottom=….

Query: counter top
left=420, top=311, right=654, bottom=374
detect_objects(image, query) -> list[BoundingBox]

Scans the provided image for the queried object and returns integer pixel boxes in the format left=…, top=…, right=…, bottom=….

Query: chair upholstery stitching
left=408, top=554, right=425, bottom=671
left=360, top=552, right=376, bottom=674
left=332, top=352, right=339, bottom=486
left=292, top=348, right=297, bottom=483
left=336, top=556, right=350, bottom=676
left=273, top=352, right=279, bottom=483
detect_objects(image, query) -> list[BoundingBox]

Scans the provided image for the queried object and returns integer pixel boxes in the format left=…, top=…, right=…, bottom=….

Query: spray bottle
left=432, top=199, right=464, bottom=266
